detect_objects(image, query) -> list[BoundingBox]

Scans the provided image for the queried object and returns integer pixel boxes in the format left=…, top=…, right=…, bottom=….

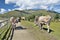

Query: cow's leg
left=38, top=23, right=43, bottom=30
left=40, top=24, right=43, bottom=30
left=47, top=24, right=50, bottom=33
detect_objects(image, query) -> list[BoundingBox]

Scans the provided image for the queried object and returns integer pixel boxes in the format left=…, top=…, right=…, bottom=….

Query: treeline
left=24, top=10, right=60, bottom=22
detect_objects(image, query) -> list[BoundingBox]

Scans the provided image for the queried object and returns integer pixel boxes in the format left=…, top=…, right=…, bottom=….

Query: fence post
left=0, top=33, right=1, bottom=40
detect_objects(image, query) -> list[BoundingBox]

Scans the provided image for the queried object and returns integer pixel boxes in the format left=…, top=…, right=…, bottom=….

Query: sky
left=0, top=0, right=60, bottom=14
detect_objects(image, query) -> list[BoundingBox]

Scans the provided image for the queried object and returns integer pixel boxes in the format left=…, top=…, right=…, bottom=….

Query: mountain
left=0, top=9, right=60, bottom=18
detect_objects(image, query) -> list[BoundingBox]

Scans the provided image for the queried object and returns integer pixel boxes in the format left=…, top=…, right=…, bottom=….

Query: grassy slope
left=50, top=22, right=60, bottom=40
left=21, top=20, right=60, bottom=40
left=0, top=10, right=60, bottom=18
left=0, top=22, right=11, bottom=40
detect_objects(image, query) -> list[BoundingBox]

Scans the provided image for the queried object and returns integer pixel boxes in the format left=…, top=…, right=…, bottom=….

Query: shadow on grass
left=15, top=26, right=27, bottom=30
left=43, top=27, right=54, bottom=33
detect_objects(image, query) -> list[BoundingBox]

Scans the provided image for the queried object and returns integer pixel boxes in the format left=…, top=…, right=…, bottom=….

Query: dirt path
left=12, top=22, right=35, bottom=40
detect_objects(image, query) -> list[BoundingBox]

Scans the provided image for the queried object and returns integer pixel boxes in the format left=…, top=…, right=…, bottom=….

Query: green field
left=0, top=22, right=12, bottom=40
left=0, top=9, right=60, bottom=40
left=21, top=20, right=60, bottom=40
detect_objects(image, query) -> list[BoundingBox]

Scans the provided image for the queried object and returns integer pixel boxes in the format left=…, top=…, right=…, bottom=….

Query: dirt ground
left=12, top=22, right=35, bottom=40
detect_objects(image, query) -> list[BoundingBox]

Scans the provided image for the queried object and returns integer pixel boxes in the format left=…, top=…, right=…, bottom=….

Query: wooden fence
left=0, top=20, right=12, bottom=40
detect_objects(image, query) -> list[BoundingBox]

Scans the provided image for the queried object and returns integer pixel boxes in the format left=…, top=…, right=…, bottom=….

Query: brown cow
left=34, top=15, right=51, bottom=32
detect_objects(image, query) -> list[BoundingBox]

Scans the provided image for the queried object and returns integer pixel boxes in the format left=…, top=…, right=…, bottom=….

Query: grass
left=5, top=24, right=12, bottom=40
left=0, top=22, right=12, bottom=40
left=21, top=20, right=60, bottom=40
left=50, top=22, right=60, bottom=40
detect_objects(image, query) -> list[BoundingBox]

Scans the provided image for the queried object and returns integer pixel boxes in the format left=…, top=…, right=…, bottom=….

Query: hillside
left=0, top=10, right=60, bottom=20
left=0, top=10, right=29, bottom=18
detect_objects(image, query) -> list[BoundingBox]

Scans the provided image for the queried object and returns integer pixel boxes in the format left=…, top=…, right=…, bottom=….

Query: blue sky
left=0, top=0, right=60, bottom=14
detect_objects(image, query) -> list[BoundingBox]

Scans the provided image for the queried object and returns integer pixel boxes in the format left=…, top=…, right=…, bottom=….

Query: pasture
left=0, top=20, right=12, bottom=40
left=21, top=20, right=60, bottom=40
left=0, top=10, right=60, bottom=40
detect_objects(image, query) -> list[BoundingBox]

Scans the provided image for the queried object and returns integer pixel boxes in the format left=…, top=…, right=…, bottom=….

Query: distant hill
left=0, top=10, right=60, bottom=19
left=0, top=10, right=30, bottom=18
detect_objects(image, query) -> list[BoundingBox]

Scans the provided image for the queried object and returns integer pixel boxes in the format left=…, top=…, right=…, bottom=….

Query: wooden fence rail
left=0, top=20, right=12, bottom=40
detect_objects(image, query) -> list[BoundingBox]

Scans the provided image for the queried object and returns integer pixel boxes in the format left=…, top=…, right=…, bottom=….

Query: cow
left=34, top=15, right=51, bottom=33
left=21, top=17, right=25, bottom=20
left=10, top=17, right=16, bottom=29
left=16, top=17, right=21, bottom=22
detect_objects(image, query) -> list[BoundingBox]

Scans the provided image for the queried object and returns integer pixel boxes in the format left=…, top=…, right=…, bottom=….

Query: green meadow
left=0, top=22, right=12, bottom=40
left=21, top=20, right=60, bottom=40
left=0, top=10, right=60, bottom=40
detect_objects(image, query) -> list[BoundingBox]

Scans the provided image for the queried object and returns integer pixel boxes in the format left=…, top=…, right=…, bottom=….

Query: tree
left=54, top=13, right=59, bottom=21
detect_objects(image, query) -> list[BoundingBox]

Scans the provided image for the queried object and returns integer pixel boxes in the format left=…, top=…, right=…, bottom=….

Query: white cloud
left=8, top=9, right=11, bottom=11
left=0, top=8, right=7, bottom=14
left=40, top=5, right=48, bottom=9
left=54, top=9, right=60, bottom=13
left=5, top=0, right=60, bottom=10
left=5, top=0, right=17, bottom=4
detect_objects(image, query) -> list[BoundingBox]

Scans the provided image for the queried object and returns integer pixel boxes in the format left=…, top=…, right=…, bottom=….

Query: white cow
left=34, top=15, right=51, bottom=33
left=21, top=17, right=25, bottom=20
left=10, top=17, right=16, bottom=29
